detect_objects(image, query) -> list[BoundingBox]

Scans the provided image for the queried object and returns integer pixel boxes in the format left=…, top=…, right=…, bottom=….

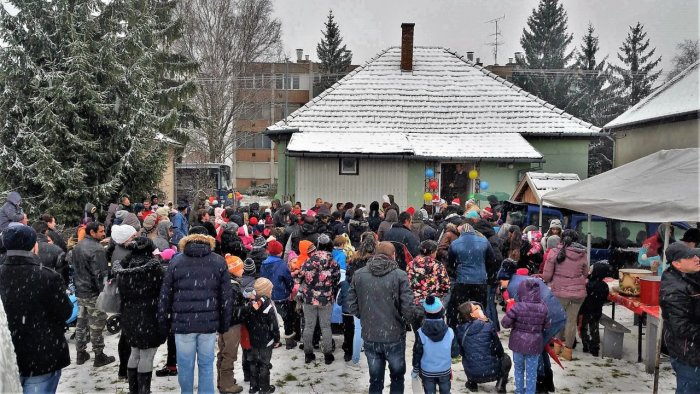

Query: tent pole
left=587, top=214, right=592, bottom=264
left=653, top=222, right=671, bottom=393
left=538, top=200, right=543, bottom=232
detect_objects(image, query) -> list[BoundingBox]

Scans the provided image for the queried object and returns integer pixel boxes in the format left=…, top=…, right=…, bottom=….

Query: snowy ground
left=57, top=304, right=677, bottom=393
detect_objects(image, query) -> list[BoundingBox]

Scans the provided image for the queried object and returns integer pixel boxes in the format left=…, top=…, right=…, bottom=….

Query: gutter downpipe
left=587, top=214, right=592, bottom=265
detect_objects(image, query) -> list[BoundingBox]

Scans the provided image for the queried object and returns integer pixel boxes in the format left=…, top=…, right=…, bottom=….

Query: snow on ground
left=58, top=304, right=677, bottom=393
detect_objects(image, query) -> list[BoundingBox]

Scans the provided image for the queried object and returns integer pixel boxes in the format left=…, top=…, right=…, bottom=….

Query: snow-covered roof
left=269, top=46, right=600, bottom=137
left=605, top=61, right=700, bottom=130
left=287, top=131, right=543, bottom=160
left=512, top=172, right=581, bottom=205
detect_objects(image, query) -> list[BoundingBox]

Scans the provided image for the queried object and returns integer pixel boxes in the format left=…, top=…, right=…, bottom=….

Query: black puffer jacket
left=660, top=266, right=700, bottom=367
left=383, top=223, right=420, bottom=257
left=36, top=233, right=65, bottom=271
left=0, top=251, right=72, bottom=376
left=71, top=235, right=109, bottom=298
left=158, top=234, right=232, bottom=334
left=114, top=254, right=166, bottom=349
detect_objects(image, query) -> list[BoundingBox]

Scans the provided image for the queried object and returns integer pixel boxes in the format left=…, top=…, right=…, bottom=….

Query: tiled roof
left=605, top=61, right=700, bottom=129
left=269, top=46, right=600, bottom=136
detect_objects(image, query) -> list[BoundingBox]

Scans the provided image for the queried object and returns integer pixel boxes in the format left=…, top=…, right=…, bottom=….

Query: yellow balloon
left=468, top=169, right=479, bottom=180
left=227, top=193, right=233, bottom=199
left=423, top=192, right=432, bottom=202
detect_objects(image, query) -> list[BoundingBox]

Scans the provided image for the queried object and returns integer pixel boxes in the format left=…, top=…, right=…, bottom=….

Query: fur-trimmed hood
left=178, top=233, right=216, bottom=252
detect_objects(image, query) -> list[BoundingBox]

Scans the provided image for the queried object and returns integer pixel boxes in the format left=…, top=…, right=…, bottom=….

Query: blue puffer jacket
left=448, top=231, right=496, bottom=284
left=158, top=234, right=232, bottom=334
left=457, top=319, right=505, bottom=383
left=170, top=211, right=189, bottom=246
left=260, top=255, right=293, bottom=301
left=507, top=274, right=566, bottom=341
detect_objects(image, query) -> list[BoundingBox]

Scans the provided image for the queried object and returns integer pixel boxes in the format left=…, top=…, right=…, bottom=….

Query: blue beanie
left=2, top=224, right=37, bottom=251
left=423, top=295, right=444, bottom=318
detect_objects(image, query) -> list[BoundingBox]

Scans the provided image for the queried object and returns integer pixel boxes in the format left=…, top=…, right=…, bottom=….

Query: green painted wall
left=528, top=138, right=590, bottom=179
left=478, top=162, right=530, bottom=197
left=275, top=140, right=296, bottom=201
left=406, top=160, right=427, bottom=208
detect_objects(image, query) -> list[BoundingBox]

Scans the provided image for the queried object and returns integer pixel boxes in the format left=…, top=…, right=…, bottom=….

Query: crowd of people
left=0, top=191, right=698, bottom=394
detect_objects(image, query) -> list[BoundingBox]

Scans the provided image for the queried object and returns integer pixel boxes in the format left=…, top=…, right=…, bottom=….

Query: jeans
left=486, top=285, right=500, bottom=331
left=364, top=340, right=406, bottom=394
left=556, top=297, right=584, bottom=348
left=513, top=352, right=538, bottom=394
left=671, top=358, right=700, bottom=394
left=352, top=317, right=363, bottom=364
left=302, top=304, right=333, bottom=355
left=175, top=333, right=217, bottom=394
left=20, top=369, right=61, bottom=394
left=421, top=374, right=451, bottom=394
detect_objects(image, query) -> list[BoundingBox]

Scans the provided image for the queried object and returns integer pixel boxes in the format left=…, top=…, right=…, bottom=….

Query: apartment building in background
left=234, top=49, right=358, bottom=190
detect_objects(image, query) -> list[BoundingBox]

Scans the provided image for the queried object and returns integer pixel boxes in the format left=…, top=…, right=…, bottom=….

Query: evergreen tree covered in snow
left=316, top=10, right=352, bottom=90
left=0, top=0, right=197, bottom=222
left=513, top=0, right=575, bottom=112
left=610, top=22, right=662, bottom=109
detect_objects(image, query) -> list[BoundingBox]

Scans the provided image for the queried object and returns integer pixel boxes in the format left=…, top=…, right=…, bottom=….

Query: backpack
left=389, top=241, right=413, bottom=271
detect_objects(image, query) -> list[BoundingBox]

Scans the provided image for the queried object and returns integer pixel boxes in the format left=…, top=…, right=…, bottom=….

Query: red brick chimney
left=401, top=23, right=415, bottom=71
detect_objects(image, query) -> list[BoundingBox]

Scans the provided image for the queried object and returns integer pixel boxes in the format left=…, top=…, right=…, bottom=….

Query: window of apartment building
left=275, top=74, right=301, bottom=90
left=239, top=132, right=272, bottom=149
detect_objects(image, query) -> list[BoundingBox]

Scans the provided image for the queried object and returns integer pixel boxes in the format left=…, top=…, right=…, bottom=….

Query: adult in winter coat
left=170, top=204, right=189, bottom=246
left=411, top=209, right=437, bottom=242
left=383, top=211, right=421, bottom=258
left=40, top=213, right=68, bottom=253
left=32, top=221, right=66, bottom=272
left=367, top=201, right=382, bottom=233
left=113, top=237, right=166, bottom=394
left=347, top=209, right=369, bottom=249
left=446, top=223, right=496, bottom=328
left=0, top=225, right=72, bottom=393
left=297, top=235, right=340, bottom=364
left=288, top=215, right=319, bottom=255
left=377, top=209, right=398, bottom=241
left=457, top=301, right=510, bottom=393
left=501, top=279, right=550, bottom=394
left=347, top=242, right=417, bottom=394
left=471, top=217, right=504, bottom=330
left=659, top=243, right=700, bottom=393
left=158, top=233, right=232, bottom=394
left=153, top=220, right=174, bottom=253
left=71, top=222, right=116, bottom=367
left=436, top=223, right=459, bottom=268
left=0, top=191, right=23, bottom=232
left=406, top=240, right=450, bottom=307
left=541, top=229, right=588, bottom=360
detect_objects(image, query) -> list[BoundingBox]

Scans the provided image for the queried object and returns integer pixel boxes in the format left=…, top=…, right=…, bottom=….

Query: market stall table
left=608, top=290, right=660, bottom=373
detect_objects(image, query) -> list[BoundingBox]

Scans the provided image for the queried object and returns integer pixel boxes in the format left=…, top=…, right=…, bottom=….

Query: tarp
left=542, top=148, right=700, bottom=223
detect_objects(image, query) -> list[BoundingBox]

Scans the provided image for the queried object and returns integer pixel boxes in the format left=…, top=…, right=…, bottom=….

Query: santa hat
left=406, top=207, right=415, bottom=216
left=431, top=196, right=441, bottom=204
left=451, top=198, right=461, bottom=206
left=480, top=209, right=493, bottom=219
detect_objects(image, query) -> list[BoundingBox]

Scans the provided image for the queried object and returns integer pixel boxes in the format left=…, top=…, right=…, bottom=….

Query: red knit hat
left=266, top=240, right=283, bottom=256
left=249, top=217, right=258, bottom=226
left=407, top=207, right=415, bottom=216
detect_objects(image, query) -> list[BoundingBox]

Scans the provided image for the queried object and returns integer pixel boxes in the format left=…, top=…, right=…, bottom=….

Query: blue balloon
left=480, top=180, right=489, bottom=190
left=425, top=168, right=434, bottom=178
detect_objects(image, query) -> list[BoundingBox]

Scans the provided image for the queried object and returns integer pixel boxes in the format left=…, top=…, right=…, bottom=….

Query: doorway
left=440, top=162, right=474, bottom=204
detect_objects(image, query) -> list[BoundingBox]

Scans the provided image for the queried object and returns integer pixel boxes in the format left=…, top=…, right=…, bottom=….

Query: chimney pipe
left=508, top=57, right=513, bottom=64
left=400, top=23, right=415, bottom=71
left=476, top=57, right=482, bottom=66
left=296, top=49, right=303, bottom=62
left=305, top=55, right=309, bottom=61
left=467, top=51, right=474, bottom=62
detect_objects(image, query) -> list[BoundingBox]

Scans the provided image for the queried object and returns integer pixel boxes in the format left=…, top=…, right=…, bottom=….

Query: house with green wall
left=266, top=24, right=599, bottom=210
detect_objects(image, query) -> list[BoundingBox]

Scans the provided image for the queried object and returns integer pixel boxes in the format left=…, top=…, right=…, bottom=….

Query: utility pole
left=485, top=15, right=505, bottom=65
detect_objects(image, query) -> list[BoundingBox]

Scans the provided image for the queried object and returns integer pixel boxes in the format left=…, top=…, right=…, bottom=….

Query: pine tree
left=610, top=22, right=662, bottom=108
left=513, top=0, right=575, bottom=112
left=0, top=0, right=197, bottom=222
left=316, top=10, right=352, bottom=89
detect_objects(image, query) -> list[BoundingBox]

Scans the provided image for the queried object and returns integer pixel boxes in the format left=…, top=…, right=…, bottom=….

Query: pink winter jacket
left=542, top=243, right=589, bottom=299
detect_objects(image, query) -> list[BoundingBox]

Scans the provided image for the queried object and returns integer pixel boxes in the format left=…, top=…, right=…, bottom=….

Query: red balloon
left=428, top=180, right=438, bottom=190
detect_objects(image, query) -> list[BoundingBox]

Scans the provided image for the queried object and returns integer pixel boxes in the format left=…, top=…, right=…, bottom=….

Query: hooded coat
left=158, top=234, right=232, bottom=334
left=346, top=254, right=416, bottom=343
left=579, top=263, right=610, bottom=320
left=260, top=255, right=293, bottom=301
left=114, top=253, right=166, bottom=349
left=501, top=280, right=550, bottom=355
left=457, top=318, right=506, bottom=383
left=153, top=220, right=173, bottom=252
left=412, top=318, right=460, bottom=377
left=0, top=192, right=23, bottom=231
left=660, top=265, right=700, bottom=367
left=377, top=209, right=398, bottom=241
left=368, top=202, right=382, bottom=233
left=542, top=242, right=589, bottom=299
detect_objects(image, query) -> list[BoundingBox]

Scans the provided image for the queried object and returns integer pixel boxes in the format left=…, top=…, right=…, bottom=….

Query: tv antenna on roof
left=485, top=15, right=505, bottom=65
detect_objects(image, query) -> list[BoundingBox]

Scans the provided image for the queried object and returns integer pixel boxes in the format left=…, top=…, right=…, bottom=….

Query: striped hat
left=243, top=258, right=256, bottom=275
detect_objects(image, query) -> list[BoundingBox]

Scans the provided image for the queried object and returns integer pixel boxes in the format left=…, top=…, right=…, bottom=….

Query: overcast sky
left=273, top=0, right=699, bottom=76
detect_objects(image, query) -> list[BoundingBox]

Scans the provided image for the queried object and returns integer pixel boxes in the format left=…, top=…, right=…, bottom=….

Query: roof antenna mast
left=485, top=15, right=505, bottom=65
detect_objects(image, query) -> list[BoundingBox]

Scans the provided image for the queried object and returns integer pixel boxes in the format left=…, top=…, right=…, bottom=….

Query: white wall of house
left=295, top=157, right=408, bottom=209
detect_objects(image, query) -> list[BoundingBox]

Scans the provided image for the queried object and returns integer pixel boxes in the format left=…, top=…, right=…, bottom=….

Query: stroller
left=65, top=281, right=121, bottom=338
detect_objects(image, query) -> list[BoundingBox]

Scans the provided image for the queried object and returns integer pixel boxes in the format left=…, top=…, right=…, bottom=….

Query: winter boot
left=155, top=365, right=177, bottom=377
left=544, top=369, right=556, bottom=392
left=93, top=352, right=116, bottom=368
left=260, top=385, right=275, bottom=394
left=552, top=343, right=562, bottom=356
left=127, top=368, right=138, bottom=394
left=495, top=376, right=507, bottom=393
left=285, top=339, right=297, bottom=350
left=466, top=380, right=478, bottom=392
left=304, top=353, right=316, bottom=364
left=324, top=353, right=335, bottom=365
left=137, top=372, right=152, bottom=394
left=76, top=351, right=91, bottom=366
left=560, top=346, right=573, bottom=361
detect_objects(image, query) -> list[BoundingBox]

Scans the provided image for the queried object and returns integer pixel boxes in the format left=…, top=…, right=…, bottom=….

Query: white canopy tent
left=541, top=148, right=699, bottom=393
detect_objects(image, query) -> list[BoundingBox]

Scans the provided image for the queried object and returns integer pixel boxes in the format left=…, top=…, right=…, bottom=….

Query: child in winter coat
left=412, top=296, right=460, bottom=394
left=579, top=262, right=610, bottom=357
left=501, top=279, right=550, bottom=394
left=242, top=278, right=280, bottom=394
left=457, top=301, right=511, bottom=393
left=260, top=240, right=295, bottom=349
left=332, top=235, right=348, bottom=272
left=217, top=256, right=246, bottom=394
